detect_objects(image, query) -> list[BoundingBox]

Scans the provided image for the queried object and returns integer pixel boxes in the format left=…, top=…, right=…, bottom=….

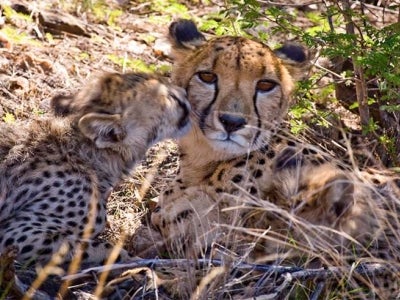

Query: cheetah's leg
left=151, top=186, right=224, bottom=258
left=151, top=177, right=264, bottom=259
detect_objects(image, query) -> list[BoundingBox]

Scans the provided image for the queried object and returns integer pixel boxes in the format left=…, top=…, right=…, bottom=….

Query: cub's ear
left=169, top=19, right=206, bottom=52
left=274, top=43, right=312, bottom=81
left=78, top=113, right=126, bottom=149
left=51, top=94, right=75, bottom=116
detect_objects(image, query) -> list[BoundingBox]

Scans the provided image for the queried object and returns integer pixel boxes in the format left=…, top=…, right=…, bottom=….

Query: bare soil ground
left=1, top=0, right=399, bottom=299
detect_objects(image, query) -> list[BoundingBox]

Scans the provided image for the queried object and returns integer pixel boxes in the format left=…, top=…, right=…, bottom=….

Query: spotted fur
left=149, top=20, right=400, bottom=298
left=0, top=72, right=191, bottom=265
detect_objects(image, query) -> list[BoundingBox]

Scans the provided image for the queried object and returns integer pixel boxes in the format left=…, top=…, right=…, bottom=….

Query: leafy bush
left=209, top=0, right=400, bottom=167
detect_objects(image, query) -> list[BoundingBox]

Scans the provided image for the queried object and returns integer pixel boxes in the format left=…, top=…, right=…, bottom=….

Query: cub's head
left=169, top=20, right=310, bottom=157
left=51, top=72, right=191, bottom=152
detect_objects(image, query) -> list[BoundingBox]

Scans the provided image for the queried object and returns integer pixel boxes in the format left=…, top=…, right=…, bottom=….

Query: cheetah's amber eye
left=197, top=72, right=217, bottom=84
left=256, top=80, right=277, bottom=93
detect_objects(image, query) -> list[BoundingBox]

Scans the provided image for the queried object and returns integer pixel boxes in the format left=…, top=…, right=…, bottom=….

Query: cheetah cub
left=0, top=72, right=191, bottom=266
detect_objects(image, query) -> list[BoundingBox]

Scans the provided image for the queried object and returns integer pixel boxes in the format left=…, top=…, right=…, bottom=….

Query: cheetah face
left=169, top=20, right=309, bottom=156
left=186, top=44, right=285, bottom=155
left=52, top=73, right=191, bottom=151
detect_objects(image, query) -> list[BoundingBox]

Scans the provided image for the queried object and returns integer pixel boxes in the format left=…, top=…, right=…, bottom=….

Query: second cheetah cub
left=0, top=72, right=191, bottom=266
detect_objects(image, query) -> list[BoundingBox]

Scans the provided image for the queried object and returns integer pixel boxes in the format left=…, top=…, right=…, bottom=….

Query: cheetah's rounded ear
left=274, top=43, right=309, bottom=63
left=78, top=113, right=126, bottom=149
left=169, top=19, right=206, bottom=52
left=274, top=43, right=312, bottom=81
left=51, top=94, right=76, bottom=116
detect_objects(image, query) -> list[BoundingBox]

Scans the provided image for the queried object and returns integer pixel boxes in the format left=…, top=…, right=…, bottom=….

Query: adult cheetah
left=0, top=72, right=191, bottom=266
left=149, top=20, right=400, bottom=297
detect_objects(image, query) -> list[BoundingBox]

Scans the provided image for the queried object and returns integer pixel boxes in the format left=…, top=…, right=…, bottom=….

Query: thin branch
left=398, top=2, right=400, bottom=22
left=340, top=0, right=370, bottom=127
left=62, top=258, right=302, bottom=281
left=61, top=258, right=396, bottom=285
left=350, top=1, right=399, bottom=15
left=258, top=0, right=399, bottom=14
left=257, top=0, right=323, bottom=7
left=310, top=281, right=326, bottom=300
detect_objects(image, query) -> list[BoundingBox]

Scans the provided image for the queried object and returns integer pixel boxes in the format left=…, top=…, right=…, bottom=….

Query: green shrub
left=209, top=0, right=400, bottom=166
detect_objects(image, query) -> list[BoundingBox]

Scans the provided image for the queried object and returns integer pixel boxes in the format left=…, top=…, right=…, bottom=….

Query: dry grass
left=1, top=1, right=400, bottom=299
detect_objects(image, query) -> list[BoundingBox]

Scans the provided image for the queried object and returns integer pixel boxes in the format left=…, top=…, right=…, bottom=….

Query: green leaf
left=3, top=113, right=15, bottom=123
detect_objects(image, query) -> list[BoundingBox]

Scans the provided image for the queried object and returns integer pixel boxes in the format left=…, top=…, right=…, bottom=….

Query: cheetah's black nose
left=219, top=113, right=247, bottom=133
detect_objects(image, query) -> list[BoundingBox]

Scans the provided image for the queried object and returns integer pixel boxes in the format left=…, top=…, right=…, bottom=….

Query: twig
left=313, top=62, right=352, bottom=81
left=61, top=258, right=395, bottom=283
left=350, top=0, right=399, bottom=14
left=310, top=280, right=326, bottom=300
left=398, top=3, right=400, bottom=23
left=257, top=0, right=399, bottom=13
left=62, top=258, right=302, bottom=281
left=257, top=0, right=322, bottom=6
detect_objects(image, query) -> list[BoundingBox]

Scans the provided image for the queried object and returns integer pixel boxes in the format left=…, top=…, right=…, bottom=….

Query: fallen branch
left=61, top=258, right=395, bottom=284
left=62, top=258, right=302, bottom=281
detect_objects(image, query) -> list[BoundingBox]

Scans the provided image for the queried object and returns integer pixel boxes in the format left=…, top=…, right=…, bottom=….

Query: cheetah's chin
left=207, top=131, right=249, bottom=146
left=206, top=132, right=253, bottom=154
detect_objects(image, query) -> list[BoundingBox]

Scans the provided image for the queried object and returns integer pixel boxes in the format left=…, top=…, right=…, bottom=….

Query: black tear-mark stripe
left=252, top=92, right=262, bottom=146
left=198, top=81, right=219, bottom=133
